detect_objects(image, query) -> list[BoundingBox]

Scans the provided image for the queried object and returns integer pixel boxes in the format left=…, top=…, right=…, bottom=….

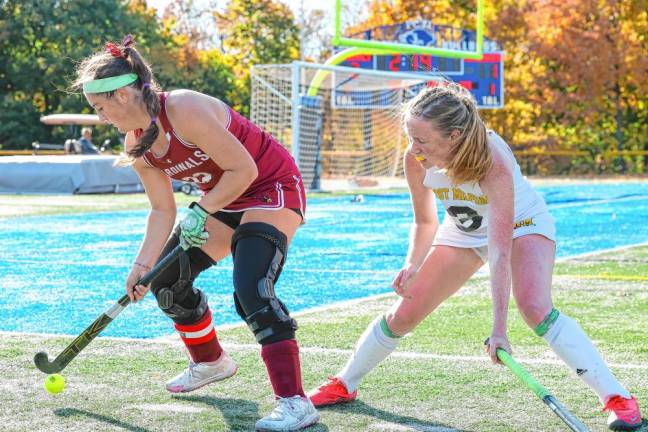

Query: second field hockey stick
left=496, top=348, right=591, bottom=432
left=34, top=245, right=184, bottom=374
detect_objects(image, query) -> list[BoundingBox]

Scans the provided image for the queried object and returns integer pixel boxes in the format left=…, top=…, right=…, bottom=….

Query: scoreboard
left=335, top=20, right=504, bottom=109
left=339, top=52, right=504, bottom=109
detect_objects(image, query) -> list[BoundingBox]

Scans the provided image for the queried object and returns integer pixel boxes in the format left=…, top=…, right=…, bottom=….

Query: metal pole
left=299, top=0, right=305, bottom=61
left=290, top=62, right=301, bottom=168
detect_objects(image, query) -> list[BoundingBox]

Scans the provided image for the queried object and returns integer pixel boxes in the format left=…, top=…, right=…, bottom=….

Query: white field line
left=367, top=422, right=460, bottom=432
left=556, top=240, right=648, bottom=263
left=547, top=194, right=648, bottom=210
left=3, top=330, right=647, bottom=371
left=219, top=343, right=648, bottom=371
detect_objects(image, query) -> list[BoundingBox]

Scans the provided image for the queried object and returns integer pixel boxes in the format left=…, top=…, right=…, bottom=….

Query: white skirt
left=432, top=211, right=556, bottom=263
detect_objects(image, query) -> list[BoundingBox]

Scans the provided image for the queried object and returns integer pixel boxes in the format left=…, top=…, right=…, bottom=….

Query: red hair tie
left=105, top=42, right=123, bottom=58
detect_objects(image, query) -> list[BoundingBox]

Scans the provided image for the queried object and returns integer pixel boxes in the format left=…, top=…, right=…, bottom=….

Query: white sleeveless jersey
left=423, top=131, right=550, bottom=246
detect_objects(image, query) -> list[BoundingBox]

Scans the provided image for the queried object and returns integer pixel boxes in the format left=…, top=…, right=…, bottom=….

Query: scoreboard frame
left=338, top=51, right=505, bottom=109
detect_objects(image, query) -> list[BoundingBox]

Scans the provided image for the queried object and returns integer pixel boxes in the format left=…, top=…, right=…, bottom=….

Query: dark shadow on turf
left=172, top=395, right=259, bottom=431
left=54, top=408, right=151, bottom=432
left=318, top=399, right=472, bottom=432
left=174, top=395, right=329, bottom=431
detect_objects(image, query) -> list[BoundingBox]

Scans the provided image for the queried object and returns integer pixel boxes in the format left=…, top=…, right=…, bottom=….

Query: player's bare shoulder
left=483, top=133, right=514, bottom=184
left=165, top=89, right=228, bottom=128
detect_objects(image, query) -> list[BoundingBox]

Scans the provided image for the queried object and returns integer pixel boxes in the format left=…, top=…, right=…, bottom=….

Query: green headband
left=82, top=73, right=138, bottom=93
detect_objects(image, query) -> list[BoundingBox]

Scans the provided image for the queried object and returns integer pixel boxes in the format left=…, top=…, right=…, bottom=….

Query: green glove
left=179, top=202, right=210, bottom=250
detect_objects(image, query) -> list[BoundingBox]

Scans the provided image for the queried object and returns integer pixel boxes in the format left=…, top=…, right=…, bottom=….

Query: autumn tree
left=155, top=0, right=239, bottom=109
left=160, top=0, right=220, bottom=49
left=524, top=0, right=648, bottom=172
left=336, top=0, right=648, bottom=173
left=215, top=0, right=300, bottom=115
left=300, top=8, right=331, bottom=62
left=339, top=1, right=536, bottom=148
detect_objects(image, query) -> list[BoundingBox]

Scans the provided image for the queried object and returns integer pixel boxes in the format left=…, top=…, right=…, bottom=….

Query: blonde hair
left=403, top=83, right=491, bottom=184
left=71, top=36, right=161, bottom=159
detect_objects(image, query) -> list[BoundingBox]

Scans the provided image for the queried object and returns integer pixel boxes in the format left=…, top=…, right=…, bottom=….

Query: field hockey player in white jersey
left=308, top=83, right=642, bottom=431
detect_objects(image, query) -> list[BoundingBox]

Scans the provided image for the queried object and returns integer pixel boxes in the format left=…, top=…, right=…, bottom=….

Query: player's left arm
left=480, top=144, right=515, bottom=360
left=167, top=90, right=258, bottom=213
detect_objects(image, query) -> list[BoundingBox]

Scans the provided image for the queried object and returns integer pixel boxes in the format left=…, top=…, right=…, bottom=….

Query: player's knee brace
left=150, top=227, right=215, bottom=325
left=231, top=222, right=297, bottom=345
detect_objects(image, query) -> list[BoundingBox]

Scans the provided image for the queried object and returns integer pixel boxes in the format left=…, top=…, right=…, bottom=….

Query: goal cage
left=250, top=61, right=445, bottom=190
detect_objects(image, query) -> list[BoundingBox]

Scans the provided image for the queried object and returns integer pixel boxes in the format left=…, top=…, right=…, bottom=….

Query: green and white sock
left=540, top=311, right=630, bottom=402
left=338, top=315, right=401, bottom=392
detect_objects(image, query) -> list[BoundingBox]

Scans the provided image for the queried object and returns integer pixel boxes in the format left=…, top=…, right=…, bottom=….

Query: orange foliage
left=339, top=0, right=648, bottom=172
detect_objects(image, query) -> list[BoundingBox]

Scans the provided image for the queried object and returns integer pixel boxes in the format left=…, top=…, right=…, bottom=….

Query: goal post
left=250, top=61, right=445, bottom=190
left=333, top=0, right=484, bottom=59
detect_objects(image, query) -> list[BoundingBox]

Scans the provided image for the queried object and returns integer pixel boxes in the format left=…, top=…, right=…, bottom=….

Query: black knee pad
left=150, top=226, right=215, bottom=325
left=231, top=222, right=297, bottom=344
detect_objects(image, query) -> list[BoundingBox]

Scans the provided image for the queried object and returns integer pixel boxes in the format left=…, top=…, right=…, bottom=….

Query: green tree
left=0, top=0, right=164, bottom=148
left=0, top=0, right=239, bottom=150
left=216, top=0, right=300, bottom=115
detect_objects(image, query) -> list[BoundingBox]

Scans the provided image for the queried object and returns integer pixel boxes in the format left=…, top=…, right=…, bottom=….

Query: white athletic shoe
left=165, top=351, right=237, bottom=393
left=255, top=395, right=320, bottom=431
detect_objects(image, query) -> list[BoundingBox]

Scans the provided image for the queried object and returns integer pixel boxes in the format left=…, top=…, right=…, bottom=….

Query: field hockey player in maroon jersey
left=73, top=35, right=318, bottom=431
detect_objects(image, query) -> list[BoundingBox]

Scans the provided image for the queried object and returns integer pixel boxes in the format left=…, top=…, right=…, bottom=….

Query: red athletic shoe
left=603, top=395, right=643, bottom=431
left=307, top=376, right=357, bottom=407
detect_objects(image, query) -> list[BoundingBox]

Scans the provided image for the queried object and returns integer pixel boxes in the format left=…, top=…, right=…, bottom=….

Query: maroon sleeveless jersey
left=140, top=92, right=305, bottom=214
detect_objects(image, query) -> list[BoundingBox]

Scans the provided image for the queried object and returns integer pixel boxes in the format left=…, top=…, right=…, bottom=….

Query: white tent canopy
left=40, top=114, right=103, bottom=126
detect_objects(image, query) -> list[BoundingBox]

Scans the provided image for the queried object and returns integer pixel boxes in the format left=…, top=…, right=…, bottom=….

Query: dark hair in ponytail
left=72, top=35, right=161, bottom=158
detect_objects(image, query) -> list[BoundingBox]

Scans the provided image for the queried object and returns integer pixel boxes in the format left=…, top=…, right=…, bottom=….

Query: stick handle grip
left=496, top=348, right=550, bottom=400
left=121, top=244, right=185, bottom=306
left=137, top=245, right=184, bottom=287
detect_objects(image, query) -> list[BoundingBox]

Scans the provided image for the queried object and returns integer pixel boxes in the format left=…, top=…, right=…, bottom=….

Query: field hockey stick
left=34, top=245, right=184, bottom=374
left=496, top=348, right=591, bottom=432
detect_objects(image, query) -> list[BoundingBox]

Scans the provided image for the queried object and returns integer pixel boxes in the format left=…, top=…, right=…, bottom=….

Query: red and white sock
left=174, top=308, right=223, bottom=363
left=261, top=339, right=306, bottom=398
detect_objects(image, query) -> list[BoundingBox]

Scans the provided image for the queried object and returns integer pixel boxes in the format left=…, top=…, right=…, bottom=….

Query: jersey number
left=182, top=172, right=212, bottom=184
left=447, top=206, right=483, bottom=232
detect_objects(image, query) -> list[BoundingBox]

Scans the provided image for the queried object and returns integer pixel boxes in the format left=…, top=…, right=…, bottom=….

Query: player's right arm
left=125, top=131, right=177, bottom=302
left=392, top=151, right=439, bottom=297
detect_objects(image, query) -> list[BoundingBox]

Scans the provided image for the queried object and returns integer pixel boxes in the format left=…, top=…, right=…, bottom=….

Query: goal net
left=250, top=62, right=444, bottom=190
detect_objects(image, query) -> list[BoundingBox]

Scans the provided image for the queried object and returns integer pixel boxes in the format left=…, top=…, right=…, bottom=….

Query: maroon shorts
left=220, top=173, right=306, bottom=217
